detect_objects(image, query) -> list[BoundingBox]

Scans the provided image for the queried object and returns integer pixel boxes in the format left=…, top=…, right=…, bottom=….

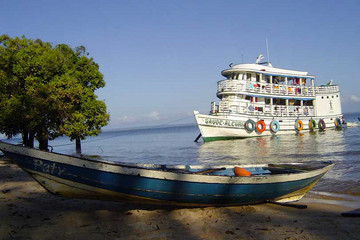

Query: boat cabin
left=212, top=63, right=341, bottom=118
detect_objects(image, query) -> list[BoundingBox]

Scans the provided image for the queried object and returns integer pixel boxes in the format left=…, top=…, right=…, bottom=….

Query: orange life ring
left=256, top=120, right=266, bottom=133
left=295, top=120, right=303, bottom=131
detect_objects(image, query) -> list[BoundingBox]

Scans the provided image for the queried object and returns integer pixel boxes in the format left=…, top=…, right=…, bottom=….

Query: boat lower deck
left=194, top=111, right=343, bottom=141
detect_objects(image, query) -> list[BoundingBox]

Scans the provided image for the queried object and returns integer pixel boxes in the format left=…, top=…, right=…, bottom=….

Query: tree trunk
left=22, top=132, right=28, bottom=146
left=76, top=138, right=82, bottom=154
left=37, top=131, right=49, bottom=151
left=38, top=138, right=48, bottom=151
left=29, top=132, right=35, bottom=148
left=22, top=131, right=35, bottom=148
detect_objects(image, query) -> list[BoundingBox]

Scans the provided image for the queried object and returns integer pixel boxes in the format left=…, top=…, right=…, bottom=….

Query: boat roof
left=222, top=63, right=315, bottom=79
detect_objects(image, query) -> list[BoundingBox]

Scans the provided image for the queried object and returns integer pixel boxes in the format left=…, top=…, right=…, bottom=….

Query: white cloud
left=107, top=111, right=195, bottom=129
left=350, top=95, right=360, bottom=103
left=341, top=95, right=360, bottom=113
left=147, top=111, right=161, bottom=120
left=114, top=115, right=138, bottom=124
left=110, top=111, right=161, bottom=126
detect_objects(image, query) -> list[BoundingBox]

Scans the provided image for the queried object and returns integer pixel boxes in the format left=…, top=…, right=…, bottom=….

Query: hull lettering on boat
left=33, top=159, right=66, bottom=176
left=204, top=118, right=245, bottom=128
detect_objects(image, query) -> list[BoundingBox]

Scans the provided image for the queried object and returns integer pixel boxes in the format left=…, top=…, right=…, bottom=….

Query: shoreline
left=1, top=157, right=359, bottom=240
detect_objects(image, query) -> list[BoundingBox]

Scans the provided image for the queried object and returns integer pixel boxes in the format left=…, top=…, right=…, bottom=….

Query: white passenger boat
left=194, top=56, right=343, bottom=142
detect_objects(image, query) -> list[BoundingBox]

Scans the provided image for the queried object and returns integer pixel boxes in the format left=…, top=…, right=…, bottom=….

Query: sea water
left=2, top=113, right=360, bottom=199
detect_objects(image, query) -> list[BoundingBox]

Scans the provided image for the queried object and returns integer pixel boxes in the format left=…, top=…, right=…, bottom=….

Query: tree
left=0, top=35, right=109, bottom=151
left=54, top=44, right=109, bottom=153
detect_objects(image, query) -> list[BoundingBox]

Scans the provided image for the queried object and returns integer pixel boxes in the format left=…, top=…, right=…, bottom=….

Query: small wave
left=346, top=122, right=360, bottom=127
left=313, top=178, right=360, bottom=196
left=324, top=150, right=360, bottom=157
left=304, top=192, right=360, bottom=209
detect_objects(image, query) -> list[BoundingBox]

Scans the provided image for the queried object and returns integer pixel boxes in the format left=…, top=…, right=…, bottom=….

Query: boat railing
left=315, top=85, right=339, bottom=94
left=217, top=103, right=315, bottom=117
left=217, top=79, right=318, bottom=97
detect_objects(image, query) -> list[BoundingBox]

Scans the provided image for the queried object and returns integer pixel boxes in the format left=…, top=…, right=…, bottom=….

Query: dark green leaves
left=0, top=35, right=109, bottom=150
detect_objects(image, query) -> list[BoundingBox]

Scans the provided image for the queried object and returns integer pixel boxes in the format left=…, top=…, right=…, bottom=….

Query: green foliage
left=0, top=35, right=109, bottom=150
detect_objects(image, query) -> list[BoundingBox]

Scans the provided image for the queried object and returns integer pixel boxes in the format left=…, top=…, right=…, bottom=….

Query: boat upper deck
left=217, top=79, right=339, bottom=99
left=218, top=63, right=339, bottom=99
left=222, top=63, right=313, bottom=78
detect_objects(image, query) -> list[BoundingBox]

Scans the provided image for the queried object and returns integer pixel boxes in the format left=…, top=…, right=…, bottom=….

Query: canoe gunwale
left=0, top=141, right=334, bottom=185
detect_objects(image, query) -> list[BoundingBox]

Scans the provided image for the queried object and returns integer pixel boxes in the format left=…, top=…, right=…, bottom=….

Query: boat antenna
left=241, top=50, right=244, bottom=63
left=266, top=37, right=271, bottom=64
left=255, top=54, right=264, bottom=64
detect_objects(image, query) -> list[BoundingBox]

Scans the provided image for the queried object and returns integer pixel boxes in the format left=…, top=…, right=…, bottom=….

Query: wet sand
left=1, top=157, right=359, bottom=240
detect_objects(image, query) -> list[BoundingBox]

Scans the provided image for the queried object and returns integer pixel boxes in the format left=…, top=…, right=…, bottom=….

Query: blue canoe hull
left=0, top=142, right=332, bottom=206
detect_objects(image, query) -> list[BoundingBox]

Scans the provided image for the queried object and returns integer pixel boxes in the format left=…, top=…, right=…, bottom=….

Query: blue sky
left=1, top=0, right=360, bottom=129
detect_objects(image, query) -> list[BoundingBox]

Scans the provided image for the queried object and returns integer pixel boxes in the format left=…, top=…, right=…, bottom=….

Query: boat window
left=274, top=98, right=286, bottom=105
left=242, top=73, right=246, bottom=80
left=304, top=100, right=313, bottom=106
left=273, top=77, right=279, bottom=84
left=303, top=78, right=307, bottom=86
left=273, top=76, right=284, bottom=84
left=265, top=75, right=271, bottom=83
left=288, top=78, right=295, bottom=85
left=246, top=73, right=252, bottom=81
left=232, top=73, right=239, bottom=79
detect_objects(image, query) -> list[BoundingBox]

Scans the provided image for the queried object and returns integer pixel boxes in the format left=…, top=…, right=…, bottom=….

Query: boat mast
left=266, top=37, right=271, bottom=65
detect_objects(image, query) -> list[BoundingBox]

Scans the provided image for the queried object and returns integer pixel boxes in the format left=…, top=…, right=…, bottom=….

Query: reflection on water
left=197, top=130, right=346, bottom=165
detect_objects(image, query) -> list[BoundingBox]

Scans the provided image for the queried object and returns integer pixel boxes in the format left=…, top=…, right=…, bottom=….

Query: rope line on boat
left=52, top=115, right=194, bottom=147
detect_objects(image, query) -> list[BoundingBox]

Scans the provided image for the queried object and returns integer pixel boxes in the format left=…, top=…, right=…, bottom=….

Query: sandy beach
left=1, top=157, right=359, bottom=240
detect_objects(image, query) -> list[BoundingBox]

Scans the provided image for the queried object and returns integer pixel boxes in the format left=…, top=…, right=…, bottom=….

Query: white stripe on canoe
left=0, top=142, right=333, bottom=184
